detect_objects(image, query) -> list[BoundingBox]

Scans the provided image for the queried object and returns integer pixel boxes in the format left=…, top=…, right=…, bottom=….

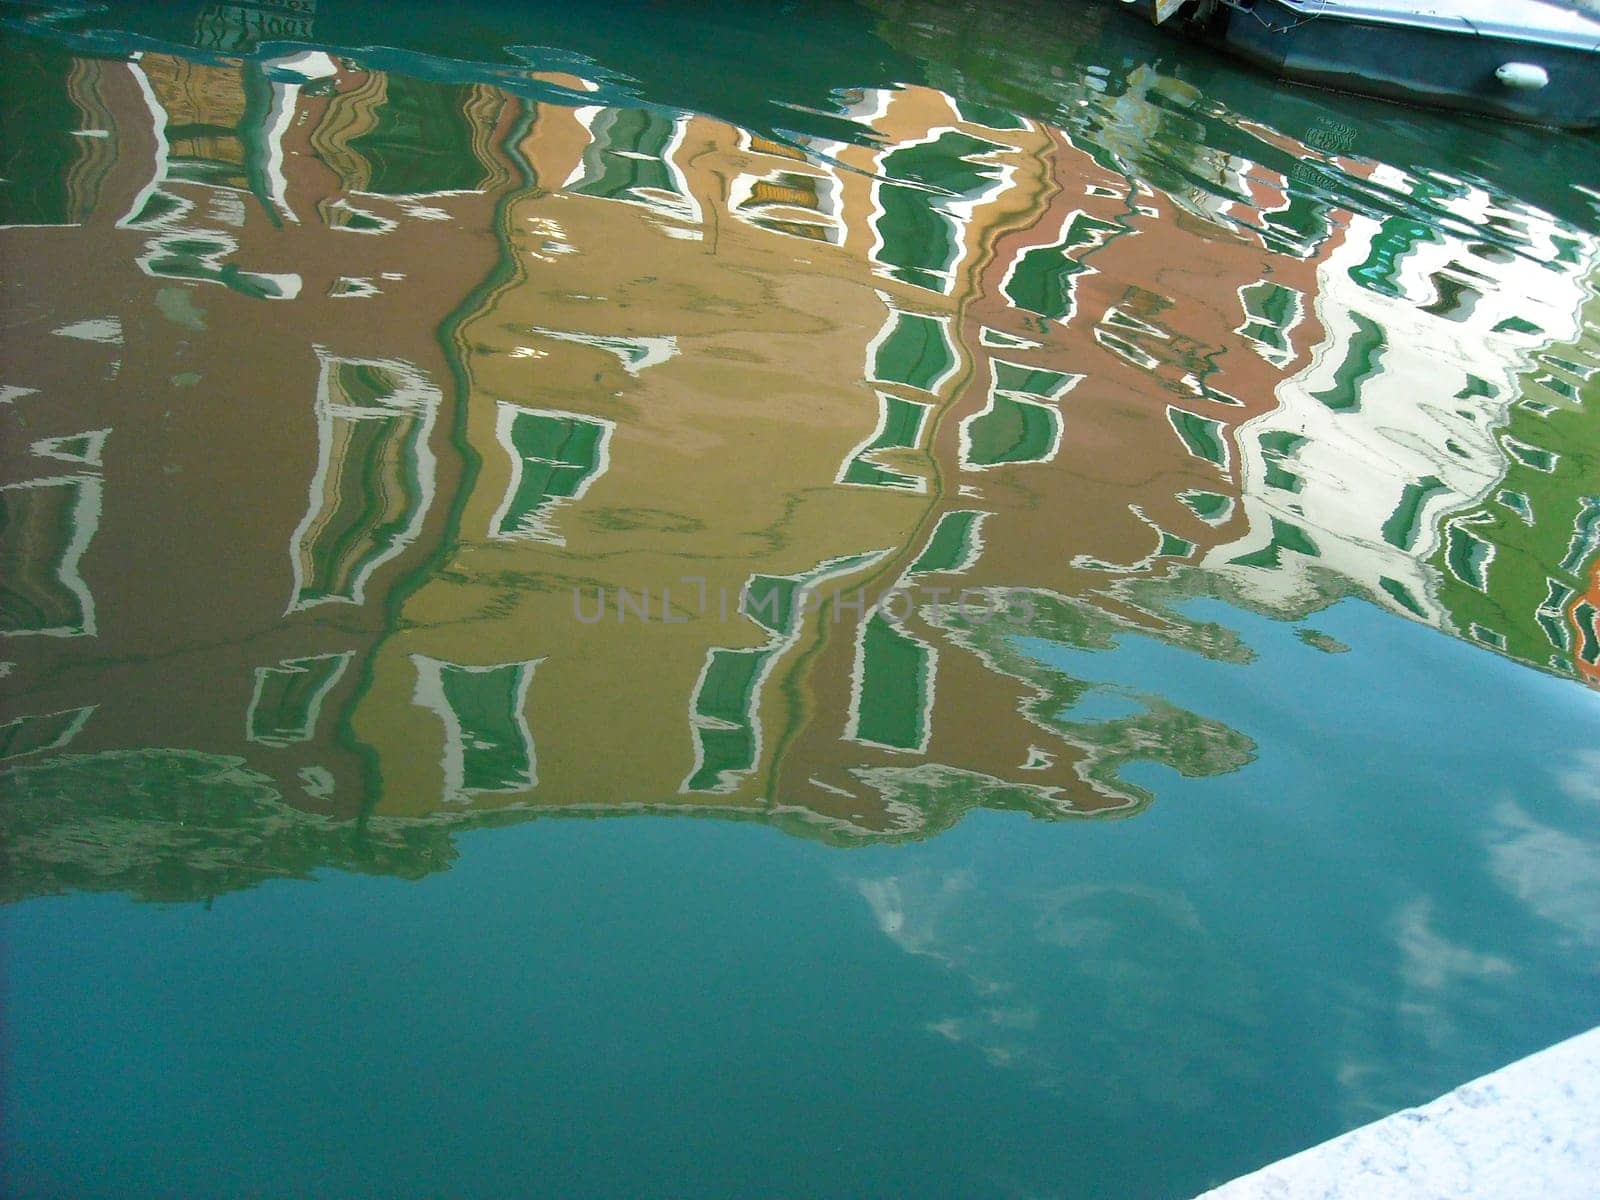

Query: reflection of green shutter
left=841, top=396, right=928, bottom=490
left=1559, top=498, right=1600, bottom=574
left=1181, top=490, right=1233, bottom=524
left=439, top=662, right=534, bottom=793
left=1231, top=518, right=1319, bottom=568
left=1313, top=312, right=1387, bottom=413
left=872, top=312, right=954, bottom=392
left=966, top=395, right=1059, bottom=467
left=1239, top=281, right=1298, bottom=358
left=0, top=477, right=97, bottom=637
left=909, top=510, right=983, bottom=575
left=1445, top=524, right=1493, bottom=591
left=0, top=706, right=93, bottom=761
left=571, top=109, right=678, bottom=201
left=993, top=361, right=1072, bottom=398
left=1003, top=213, right=1121, bottom=321
left=349, top=75, right=487, bottom=195
left=1259, top=430, right=1308, bottom=494
left=1349, top=216, right=1435, bottom=298
left=854, top=612, right=931, bottom=751
left=497, top=411, right=607, bottom=537
left=248, top=654, right=350, bottom=745
left=296, top=367, right=431, bottom=607
left=1381, top=475, right=1446, bottom=550
left=875, top=131, right=1003, bottom=293
left=1167, top=407, right=1228, bottom=468
left=694, top=649, right=766, bottom=727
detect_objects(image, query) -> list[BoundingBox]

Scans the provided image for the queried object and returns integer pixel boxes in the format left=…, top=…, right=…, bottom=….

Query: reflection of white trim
left=0, top=475, right=101, bottom=638
left=118, top=62, right=171, bottom=229
left=523, top=327, right=676, bottom=377
left=31, top=428, right=110, bottom=467
left=411, top=655, right=542, bottom=803
left=488, top=403, right=616, bottom=545
left=245, top=651, right=353, bottom=746
left=286, top=350, right=440, bottom=612
left=263, top=80, right=301, bottom=224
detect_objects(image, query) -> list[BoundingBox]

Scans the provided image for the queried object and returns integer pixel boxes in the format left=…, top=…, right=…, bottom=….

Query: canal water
left=2, top=1, right=1598, bottom=1196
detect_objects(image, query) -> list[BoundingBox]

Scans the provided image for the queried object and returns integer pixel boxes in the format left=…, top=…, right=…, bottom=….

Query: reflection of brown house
left=1, top=53, right=524, bottom=812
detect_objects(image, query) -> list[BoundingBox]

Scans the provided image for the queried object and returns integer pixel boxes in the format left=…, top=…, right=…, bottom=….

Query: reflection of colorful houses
left=6, top=32, right=1599, bottom=900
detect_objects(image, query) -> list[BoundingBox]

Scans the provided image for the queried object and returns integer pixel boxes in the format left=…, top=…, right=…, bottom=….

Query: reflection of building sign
left=411, top=656, right=540, bottom=802
left=246, top=652, right=353, bottom=746
left=0, top=476, right=101, bottom=638
left=194, top=2, right=316, bottom=54
left=488, top=405, right=614, bottom=545
left=288, top=353, right=439, bottom=611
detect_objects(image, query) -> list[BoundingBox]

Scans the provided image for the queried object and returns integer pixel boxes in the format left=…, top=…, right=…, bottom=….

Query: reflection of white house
left=1204, top=172, right=1600, bottom=623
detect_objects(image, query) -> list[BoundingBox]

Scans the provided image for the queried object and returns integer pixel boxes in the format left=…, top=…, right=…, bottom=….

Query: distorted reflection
left=2, top=0, right=1597, bottom=902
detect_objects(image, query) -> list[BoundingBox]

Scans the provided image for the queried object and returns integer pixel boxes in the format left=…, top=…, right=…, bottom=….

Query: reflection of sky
left=5, top=597, right=1599, bottom=1198
left=850, top=597, right=1600, bottom=1153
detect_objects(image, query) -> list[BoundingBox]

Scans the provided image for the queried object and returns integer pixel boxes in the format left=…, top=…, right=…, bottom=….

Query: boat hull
left=1216, top=0, right=1600, bottom=128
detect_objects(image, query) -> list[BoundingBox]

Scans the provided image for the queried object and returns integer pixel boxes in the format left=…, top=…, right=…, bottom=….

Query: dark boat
left=1123, top=0, right=1600, bottom=128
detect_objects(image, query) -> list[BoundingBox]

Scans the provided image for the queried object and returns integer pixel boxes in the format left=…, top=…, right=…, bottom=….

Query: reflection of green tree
left=1427, top=312, right=1600, bottom=681
left=0, top=750, right=465, bottom=904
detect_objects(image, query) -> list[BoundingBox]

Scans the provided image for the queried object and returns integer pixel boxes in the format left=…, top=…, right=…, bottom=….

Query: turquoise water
left=2, top=2, right=1598, bottom=1196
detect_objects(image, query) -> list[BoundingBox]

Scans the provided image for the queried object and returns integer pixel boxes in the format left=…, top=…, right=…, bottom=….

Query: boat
left=1121, top=0, right=1600, bottom=128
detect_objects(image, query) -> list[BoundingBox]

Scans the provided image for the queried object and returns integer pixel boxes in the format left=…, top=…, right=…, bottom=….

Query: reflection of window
left=566, top=108, right=700, bottom=225
left=684, top=552, right=884, bottom=794
left=847, top=611, right=935, bottom=754
left=1167, top=406, right=1229, bottom=470
left=0, top=705, right=95, bottom=761
left=1237, top=281, right=1302, bottom=366
left=872, top=129, right=1008, bottom=293
left=246, top=652, right=353, bottom=746
left=411, top=656, right=540, bottom=802
left=907, top=510, right=986, bottom=576
left=1002, top=211, right=1122, bottom=323
left=346, top=75, right=496, bottom=196
left=288, top=353, right=439, bottom=611
left=489, top=405, right=615, bottom=545
left=1312, top=312, right=1387, bottom=413
left=959, top=359, right=1075, bottom=470
left=837, top=393, right=930, bottom=492
left=867, top=306, right=957, bottom=393
left=731, top=166, right=842, bottom=243
left=962, top=394, right=1060, bottom=469
left=1, top=476, right=101, bottom=637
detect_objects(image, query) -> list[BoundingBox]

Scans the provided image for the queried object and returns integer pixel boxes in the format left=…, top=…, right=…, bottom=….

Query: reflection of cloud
left=850, top=868, right=1261, bottom=1109
left=1487, top=751, right=1600, bottom=951
left=1394, top=896, right=1514, bottom=997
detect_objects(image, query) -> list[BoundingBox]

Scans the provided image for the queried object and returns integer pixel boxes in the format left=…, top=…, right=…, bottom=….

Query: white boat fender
left=1496, top=62, right=1550, bottom=90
